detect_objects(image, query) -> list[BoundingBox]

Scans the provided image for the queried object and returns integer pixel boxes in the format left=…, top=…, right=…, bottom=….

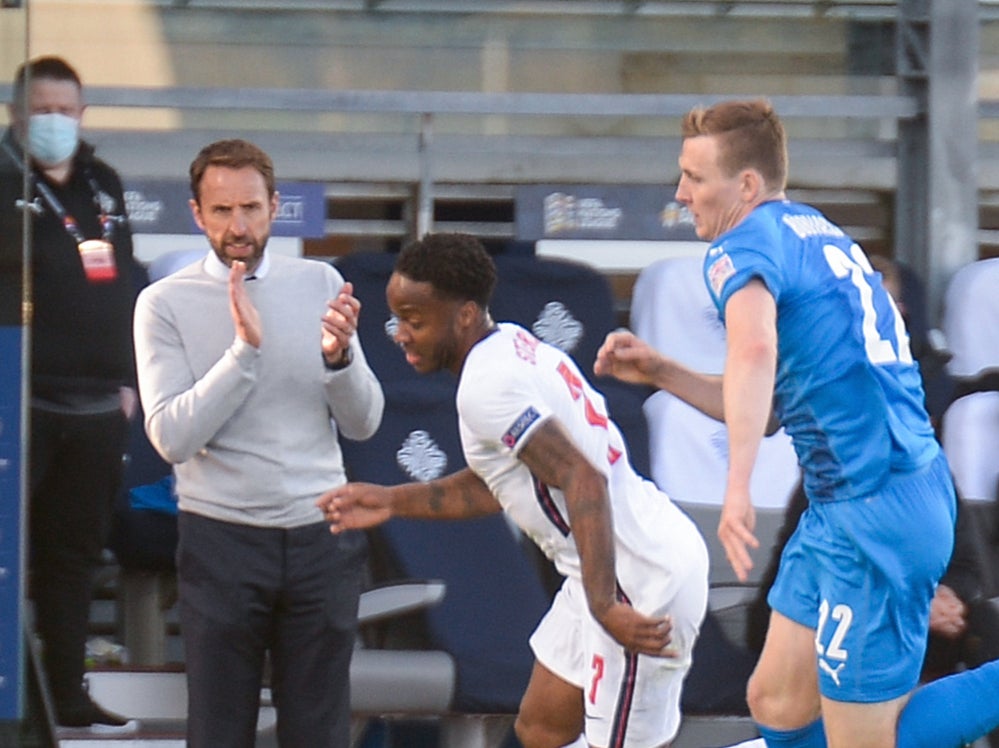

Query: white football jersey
left=457, top=323, right=706, bottom=614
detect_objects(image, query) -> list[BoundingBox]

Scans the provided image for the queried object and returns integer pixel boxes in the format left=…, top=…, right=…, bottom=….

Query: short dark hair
left=395, top=233, right=497, bottom=308
left=189, top=139, right=276, bottom=203
left=13, top=56, right=82, bottom=106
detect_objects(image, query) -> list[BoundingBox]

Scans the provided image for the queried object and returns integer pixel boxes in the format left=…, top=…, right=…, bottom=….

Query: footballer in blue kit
left=705, top=198, right=955, bottom=703
left=596, top=99, right=999, bottom=748
left=705, top=200, right=938, bottom=503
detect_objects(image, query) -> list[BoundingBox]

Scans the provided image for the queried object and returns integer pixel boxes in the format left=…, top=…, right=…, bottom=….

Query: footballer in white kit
left=459, top=322, right=709, bottom=747
left=320, top=233, right=710, bottom=748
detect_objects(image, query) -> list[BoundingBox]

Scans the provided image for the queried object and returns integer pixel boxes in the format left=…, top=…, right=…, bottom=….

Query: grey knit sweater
left=134, top=250, right=384, bottom=528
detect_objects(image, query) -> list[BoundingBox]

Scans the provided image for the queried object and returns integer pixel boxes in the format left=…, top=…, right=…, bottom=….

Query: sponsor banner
left=0, top=326, right=23, bottom=719
left=123, top=179, right=326, bottom=238
left=515, top=184, right=698, bottom=242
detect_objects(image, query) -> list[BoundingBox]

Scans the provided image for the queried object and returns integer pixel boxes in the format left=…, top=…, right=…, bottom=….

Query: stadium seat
left=675, top=501, right=787, bottom=646
left=629, top=255, right=800, bottom=509
left=627, top=255, right=797, bottom=742
left=941, top=257, right=999, bottom=503
left=491, top=254, right=621, bottom=381
left=490, top=253, right=653, bottom=479
left=83, top=579, right=453, bottom=747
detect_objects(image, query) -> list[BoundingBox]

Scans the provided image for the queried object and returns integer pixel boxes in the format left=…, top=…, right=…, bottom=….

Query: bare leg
left=751, top=610, right=911, bottom=748
left=747, top=611, right=822, bottom=730
left=515, top=660, right=586, bottom=748
left=820, top=695, right=908, bottom=748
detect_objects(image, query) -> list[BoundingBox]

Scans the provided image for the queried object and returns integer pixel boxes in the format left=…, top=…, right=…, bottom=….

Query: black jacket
left=0, top=130, right=136, bottom=398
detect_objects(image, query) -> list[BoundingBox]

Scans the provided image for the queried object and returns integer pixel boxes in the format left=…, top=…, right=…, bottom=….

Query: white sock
left=560, top=737, right=588, bottom=748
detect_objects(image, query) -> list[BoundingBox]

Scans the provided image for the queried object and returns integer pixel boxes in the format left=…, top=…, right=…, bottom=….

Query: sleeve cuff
left=324, top=345, right=353, bottom=371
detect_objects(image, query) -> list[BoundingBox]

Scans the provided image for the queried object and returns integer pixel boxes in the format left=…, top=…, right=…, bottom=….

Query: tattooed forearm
left=427, top=479, right=448, bottom=516
left=403, top=468, right=501, bottom=520
left=458, top=479, right=487, bottom=513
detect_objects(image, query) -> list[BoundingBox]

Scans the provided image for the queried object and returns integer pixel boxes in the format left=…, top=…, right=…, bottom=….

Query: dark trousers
left=177, top=512, right=365, bottom=748
left=28, top=407, right=127, bottom=709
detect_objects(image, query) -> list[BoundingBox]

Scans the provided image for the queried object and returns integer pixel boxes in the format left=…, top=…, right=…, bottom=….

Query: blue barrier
left=0, top=325, right=25, bottom=720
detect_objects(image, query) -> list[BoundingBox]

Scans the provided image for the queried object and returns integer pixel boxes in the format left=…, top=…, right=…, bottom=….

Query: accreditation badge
left=78, top=239, right=118, bottom=283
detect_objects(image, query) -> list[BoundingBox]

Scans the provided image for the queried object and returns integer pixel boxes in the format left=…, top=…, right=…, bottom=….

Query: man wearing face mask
left=0, top=56, right=136, bottom=729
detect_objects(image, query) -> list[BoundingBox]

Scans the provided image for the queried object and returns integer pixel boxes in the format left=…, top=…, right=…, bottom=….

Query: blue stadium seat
left=490, top=254, right=620, bottom=380
left=490, top=254, right=653, bottom=479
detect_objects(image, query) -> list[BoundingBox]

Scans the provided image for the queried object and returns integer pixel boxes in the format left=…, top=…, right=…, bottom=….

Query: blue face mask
left=27, top=112, right=80, bottom=165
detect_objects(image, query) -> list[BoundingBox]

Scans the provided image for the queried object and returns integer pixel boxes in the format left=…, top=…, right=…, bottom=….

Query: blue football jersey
left=703, top=200, right=938, bottom=502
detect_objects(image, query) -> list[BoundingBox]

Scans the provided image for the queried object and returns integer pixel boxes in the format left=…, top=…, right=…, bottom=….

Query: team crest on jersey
left=708, top=253, right=736, bottom=297
left=532, top=301, right=583, bottom=354
left=396, top=429, right=448, bottom=481
left=502, top=406, right=541, bottom=448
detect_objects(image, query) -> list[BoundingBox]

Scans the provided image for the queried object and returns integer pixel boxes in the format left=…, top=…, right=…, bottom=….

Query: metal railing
left=0, top=85, right=920, bottom=119
left=149, top=0, right=999, bottom=23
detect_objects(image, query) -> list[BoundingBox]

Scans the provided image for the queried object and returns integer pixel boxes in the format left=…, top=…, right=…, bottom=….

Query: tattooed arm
left=317, top=467, right=502, bottom=530
left=518, top=418, right=675, bottom=657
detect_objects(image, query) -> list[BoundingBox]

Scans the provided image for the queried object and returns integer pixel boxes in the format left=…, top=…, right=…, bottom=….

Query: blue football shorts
left=767, top=450, right=956, bottom=703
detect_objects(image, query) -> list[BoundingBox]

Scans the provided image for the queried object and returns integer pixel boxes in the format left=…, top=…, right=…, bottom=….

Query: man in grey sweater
left=133, top=139, right=384, bottom=748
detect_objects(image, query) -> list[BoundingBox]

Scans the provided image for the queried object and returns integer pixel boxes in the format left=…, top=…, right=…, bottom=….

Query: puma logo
left=818, top=658, right=845, bottom=687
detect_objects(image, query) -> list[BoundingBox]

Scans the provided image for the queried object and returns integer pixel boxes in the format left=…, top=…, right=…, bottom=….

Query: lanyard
left=2, top=139, right=120, bottom=245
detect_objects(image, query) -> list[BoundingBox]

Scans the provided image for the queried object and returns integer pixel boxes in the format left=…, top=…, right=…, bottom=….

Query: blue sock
left=897, top=659, right=999, bottom=748
left=757, top=718, right=827, bottom=747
